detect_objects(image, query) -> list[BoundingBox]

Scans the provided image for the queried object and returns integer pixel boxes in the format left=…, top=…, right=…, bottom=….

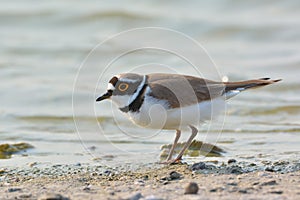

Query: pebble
left=184, top=182, right=199, bottom=194
left=209, top=187, right=224, bottom=192
left=190, top=162, right=206, bottom=170
left=261, top=180, right=277, bottom=186
left=38, top=193, right=69, bottom=200
left=142, top=175, right=149, bottom=180
left=126, top=192, right=143, bottom=200
left=228, top=159, right=237, bottom=164
left=162, top=181, right=169, bottom=185
left=227, top=182, right=238, bottom=186
left=252, top=182, right=259, bottom=185
left=28, top=162, right=37, bottom=167
left=82, top=186, right=90, bottom=191
left=88, top=146, right=96, bottom=151
left=238, top=189, right=247, bottom=194
left=270, top=190, right=283, bottom=194
left=226, top=166, right=244, bottom=174
left=134, top=180, right=145, bottom=186
left=144, top=195, right=164, bottom=200
left=210, top=188, right=217, bottom=192
left=103, top=170, right=112, bottom=176
left=8, top=188, right=22, bottom=192
left=169, top=171, right=181, bottom=180
left=265, top=166, right=275, bottom=172
left=19, top=194, right=32, bottom=198
left=109, top=191, right=115, bottom=195
left=160, top=171, right=182, bottom=181
left=274, top=160, right=289, bottom=166
left=92, top=157, right=101, bottom=161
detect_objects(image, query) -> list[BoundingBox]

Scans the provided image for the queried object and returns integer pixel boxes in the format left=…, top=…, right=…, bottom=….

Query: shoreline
left=1, top=160, right=299, bottom=200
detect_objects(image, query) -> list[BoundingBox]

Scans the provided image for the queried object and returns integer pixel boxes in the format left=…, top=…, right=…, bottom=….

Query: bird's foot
left=159, top=158, right=182, bottom=165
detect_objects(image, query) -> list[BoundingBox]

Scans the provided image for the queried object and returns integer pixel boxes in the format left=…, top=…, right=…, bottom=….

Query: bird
left=96, top=73, right=281, bottom=164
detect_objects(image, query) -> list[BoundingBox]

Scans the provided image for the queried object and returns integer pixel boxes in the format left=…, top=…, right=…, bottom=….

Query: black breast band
left=119, top=76, right=148, bottom=113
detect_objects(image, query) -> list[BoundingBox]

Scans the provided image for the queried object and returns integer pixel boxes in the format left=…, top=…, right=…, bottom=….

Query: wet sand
left=1, top=161, right=299, bottom=200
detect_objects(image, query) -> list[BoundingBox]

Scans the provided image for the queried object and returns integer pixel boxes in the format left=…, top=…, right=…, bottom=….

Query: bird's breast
left=126, top=95, right=226, bottom=130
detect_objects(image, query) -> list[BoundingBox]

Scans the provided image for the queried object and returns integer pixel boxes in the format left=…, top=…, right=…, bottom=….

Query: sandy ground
left=1, top=162, right=300, bottom=200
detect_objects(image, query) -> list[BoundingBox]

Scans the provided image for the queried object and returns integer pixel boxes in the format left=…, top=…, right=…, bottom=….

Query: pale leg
left=166, top=129, right=181, bottom=161
left=173, top=125, right=198, bottom=162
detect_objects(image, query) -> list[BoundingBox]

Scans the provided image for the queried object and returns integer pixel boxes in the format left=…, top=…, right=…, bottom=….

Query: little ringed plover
left=96, top=73, right=281, bottom=164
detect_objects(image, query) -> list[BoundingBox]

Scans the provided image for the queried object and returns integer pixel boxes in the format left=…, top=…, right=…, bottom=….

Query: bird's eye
left=118, top=83, right=129, bottom=91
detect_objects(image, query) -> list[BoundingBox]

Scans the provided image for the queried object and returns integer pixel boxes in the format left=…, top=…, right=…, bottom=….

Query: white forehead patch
left=107, top=83, right=115, bottom=90
left=119, top=78, right=138, bottom=83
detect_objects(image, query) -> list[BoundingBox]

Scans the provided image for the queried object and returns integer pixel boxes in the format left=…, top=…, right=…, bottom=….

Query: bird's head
left=96, top=73, right=146, bottom=108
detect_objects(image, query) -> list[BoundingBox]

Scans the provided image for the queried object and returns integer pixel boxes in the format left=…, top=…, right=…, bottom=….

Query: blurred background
left=1, top=0, right=299, bottom=167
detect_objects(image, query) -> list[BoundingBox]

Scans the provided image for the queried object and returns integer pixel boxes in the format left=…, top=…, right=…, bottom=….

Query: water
left=1, top=0, right=299, bottom=167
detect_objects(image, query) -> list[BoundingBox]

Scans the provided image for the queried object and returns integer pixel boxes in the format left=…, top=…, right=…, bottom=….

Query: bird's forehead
left=106, top=73, right=143, bottom=91
left=118, top=78, right=139, bottom=83
left=117, top=73, right=143, bottom=83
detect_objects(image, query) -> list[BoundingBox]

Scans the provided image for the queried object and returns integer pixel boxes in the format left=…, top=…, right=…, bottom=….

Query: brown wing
left=147, top=74, right=225, bottom=108
left=147, top=73, right=281, bottom=108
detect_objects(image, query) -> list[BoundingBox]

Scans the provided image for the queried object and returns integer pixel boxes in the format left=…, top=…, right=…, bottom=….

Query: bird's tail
left=224, top=78, right=282, bottom=99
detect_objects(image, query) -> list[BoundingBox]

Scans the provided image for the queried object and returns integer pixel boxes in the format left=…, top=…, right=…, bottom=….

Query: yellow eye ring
left=118, top=83, right=129, bottom=91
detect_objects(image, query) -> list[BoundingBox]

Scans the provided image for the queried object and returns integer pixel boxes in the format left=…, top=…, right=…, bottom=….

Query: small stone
left=0, top=168, right=5, bottom=174
left=270, top=190, right=283, bottom=194
left=210, top=188, right=217, bottom=192
left=92, top=157, right=102, bottom=161
left=265, top=166, right=275, bottom=172
left=38, top=193, right=69, bottom=200
left=238, top=189, right=247, bottom=193
left=134, top=180, right=145, bottom=186
left=28, top=162, right=37, bottom=167
left=228, top=159, right=237, bottom=164
left=190, top=162, right=206, bottom=171
left=144, top=195, right=164, bottom=200
left=103, top=170, right=112, bottom=175
left=184, top=182, right=199, bottom=194
left=162, top=181, right=169, bottom=185
left=209, top=187, right=224, bottom=192
left=83, top=186, right=90, bottom=191
left=142, top=175, right=149, bottom=180
left=261, top=180, right=277, bottom=186
left=8, top=188, right=22, bottom=192
left=88, top=146, right=96, bottom=151
left=226, top=166, right=244, bottom=174
left=169, top=171, right=181, bottom=180
left=127, top=192, right=143, bottom=200
left=227, top=182, right=238, bottom=186
left=273, top=160, right=289, bottom=166
left=19, top=194, right=32, bottom=198
left=91, top=172, right=98, bottom=176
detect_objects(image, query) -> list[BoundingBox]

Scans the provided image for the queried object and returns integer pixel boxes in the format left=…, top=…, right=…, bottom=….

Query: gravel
left=0, top=159, right=299, bottom=200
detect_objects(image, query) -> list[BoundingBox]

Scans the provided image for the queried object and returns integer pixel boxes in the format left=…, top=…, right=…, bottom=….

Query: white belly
left=127, top=96, right=226, bottom=130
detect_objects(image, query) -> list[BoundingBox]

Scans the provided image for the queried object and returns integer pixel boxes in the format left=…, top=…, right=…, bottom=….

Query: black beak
left=96, top=91, right=112, bottom=102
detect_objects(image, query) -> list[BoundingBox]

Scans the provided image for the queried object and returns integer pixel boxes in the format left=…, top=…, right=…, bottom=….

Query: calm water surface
left=1, top=0, right=299, bottom=167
